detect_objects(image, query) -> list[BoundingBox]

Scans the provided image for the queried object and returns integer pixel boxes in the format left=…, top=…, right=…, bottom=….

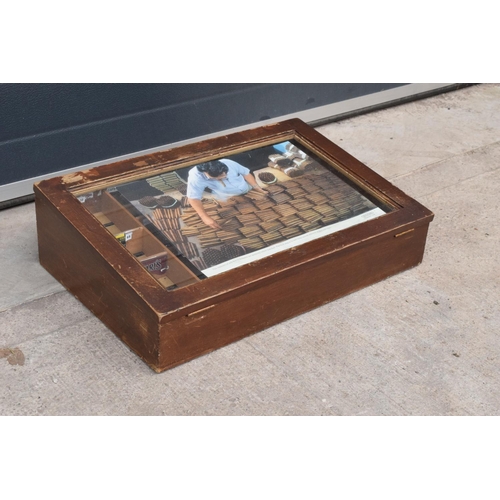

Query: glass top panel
left=75, top=140, right=393, bottom=289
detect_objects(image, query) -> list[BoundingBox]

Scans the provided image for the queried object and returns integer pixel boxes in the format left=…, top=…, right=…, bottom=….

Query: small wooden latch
left=395, top=228, right=415, bottom=238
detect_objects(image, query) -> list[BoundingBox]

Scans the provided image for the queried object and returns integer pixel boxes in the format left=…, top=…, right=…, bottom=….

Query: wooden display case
left=34, top=119, right=433, bottom=372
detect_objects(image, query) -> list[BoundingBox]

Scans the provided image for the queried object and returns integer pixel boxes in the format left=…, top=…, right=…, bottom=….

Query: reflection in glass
left=76, top=140, right=391, bottom=288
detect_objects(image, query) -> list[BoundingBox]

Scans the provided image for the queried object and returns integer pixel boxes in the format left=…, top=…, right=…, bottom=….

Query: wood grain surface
left=34, top=119, right=434, bottom=372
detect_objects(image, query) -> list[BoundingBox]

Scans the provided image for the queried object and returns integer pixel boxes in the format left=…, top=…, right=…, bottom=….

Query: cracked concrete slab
left=1, top=303, right=332, bottom=415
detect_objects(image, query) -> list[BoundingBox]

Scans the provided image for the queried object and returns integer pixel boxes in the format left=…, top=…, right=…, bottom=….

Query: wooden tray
left=34, top=119, right=433, bottom=372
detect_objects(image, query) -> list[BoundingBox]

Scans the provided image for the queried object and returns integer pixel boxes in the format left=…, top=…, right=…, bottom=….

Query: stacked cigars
left=148, top=170, right=376, bottom=271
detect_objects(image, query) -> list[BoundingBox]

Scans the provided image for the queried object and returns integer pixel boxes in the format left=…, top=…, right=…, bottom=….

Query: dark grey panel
left=0, top=83, right=264, bottom=142
left=0, top=83, right=405, bottom=186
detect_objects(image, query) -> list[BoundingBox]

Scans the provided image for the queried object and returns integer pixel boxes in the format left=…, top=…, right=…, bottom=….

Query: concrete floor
left=1, top=83, right=499, bottom=416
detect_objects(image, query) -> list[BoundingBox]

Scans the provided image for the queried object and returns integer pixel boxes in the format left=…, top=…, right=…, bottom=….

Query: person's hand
left=202, top=215, right=221, bottom=230
left=253, top=185, right=267, bottom=195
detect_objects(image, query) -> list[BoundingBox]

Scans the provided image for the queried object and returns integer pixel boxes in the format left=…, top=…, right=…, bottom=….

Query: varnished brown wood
left=35, top=192, right=161, bottom=367
left=34, top=119, right=434, bottom=372
left=157, top=224, right=430, bottom=371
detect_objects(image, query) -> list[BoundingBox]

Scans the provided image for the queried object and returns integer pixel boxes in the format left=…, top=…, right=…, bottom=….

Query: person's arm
left=244, top=173, right=267, bottom=194
left=188, top=198, right=222, bottom=229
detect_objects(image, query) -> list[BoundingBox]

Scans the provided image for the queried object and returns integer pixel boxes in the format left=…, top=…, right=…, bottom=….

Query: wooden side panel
left=33, top=119, right=434, bottom=373
left=156, top=224, right=430, bottom=372
left=35, top=189, right=160, bottom=367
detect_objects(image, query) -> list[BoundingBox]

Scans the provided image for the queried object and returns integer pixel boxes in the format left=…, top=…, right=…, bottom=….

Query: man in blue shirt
left=187, top=159, right=266, bottom=229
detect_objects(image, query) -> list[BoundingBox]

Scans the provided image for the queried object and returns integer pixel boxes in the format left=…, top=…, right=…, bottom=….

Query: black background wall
left=0, top=83, right=406, bottom=188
